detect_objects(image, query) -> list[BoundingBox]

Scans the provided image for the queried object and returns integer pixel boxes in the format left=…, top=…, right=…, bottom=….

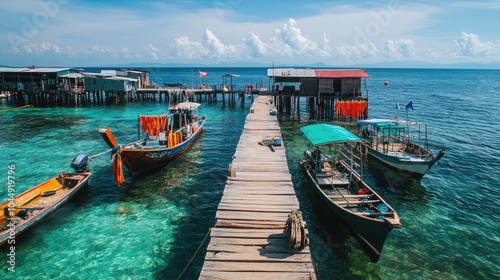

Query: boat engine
left=71, top=153, right=90, bottom=173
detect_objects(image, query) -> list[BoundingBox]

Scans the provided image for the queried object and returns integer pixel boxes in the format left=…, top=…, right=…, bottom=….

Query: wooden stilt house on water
left=0, top=67, right=146, bottom=106
left=267, top=68, right=370, bottom=121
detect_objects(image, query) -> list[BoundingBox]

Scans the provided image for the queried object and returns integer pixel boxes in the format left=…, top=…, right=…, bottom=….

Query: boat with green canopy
left=299, top=123, right=401, bottom=262
left=356, top=118, right=446, bottom=179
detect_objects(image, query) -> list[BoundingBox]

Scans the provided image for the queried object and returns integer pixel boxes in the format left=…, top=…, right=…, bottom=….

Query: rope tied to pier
left=177, top=228, right=211, bottom=280
left=0, top=104, right=33, bottom=113
left=284, top=210, right=308, bottom=251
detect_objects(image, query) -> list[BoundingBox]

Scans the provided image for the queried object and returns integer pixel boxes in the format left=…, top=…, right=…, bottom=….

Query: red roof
left=314, top=69, right=369, bottom=78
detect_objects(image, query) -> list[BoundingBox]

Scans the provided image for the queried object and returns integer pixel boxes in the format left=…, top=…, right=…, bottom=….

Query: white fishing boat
left=356, top=118, right=446, bottom=179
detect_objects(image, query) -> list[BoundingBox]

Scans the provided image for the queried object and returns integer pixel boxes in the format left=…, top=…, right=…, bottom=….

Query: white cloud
left=203, top=29, right=240, bottom=58
left=11, top=42, right=63, bottom=55
left=87, top=45, right=113, bottom=55
left=242, top=32, right=267, bottom=57
left=384, top=39, right=415, bottom=59
left=335, top=43, right=379, bottom=59
left=272, top=18, right=329, bottom=57
left=146, top=44, right=161, bottom=60
left=454, top=32, right=500, bottom=57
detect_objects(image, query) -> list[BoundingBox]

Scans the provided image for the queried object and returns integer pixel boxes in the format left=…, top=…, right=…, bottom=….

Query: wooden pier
left=199, top=95, right=316, bottom=279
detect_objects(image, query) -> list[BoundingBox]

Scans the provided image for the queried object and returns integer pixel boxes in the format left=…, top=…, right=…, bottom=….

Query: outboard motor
left=71, top=153, right=90, bottom=173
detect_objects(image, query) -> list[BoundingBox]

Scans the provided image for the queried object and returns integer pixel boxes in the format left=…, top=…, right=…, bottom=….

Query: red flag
left=199, top=69, right=207, bottom=78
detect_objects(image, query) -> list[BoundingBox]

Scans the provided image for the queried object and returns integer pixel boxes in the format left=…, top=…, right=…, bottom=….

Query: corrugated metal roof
left=0, top=67, right=25, bottom=72
left=104, top=77, right=138, bottom=82
left=267, top=68, right=316, bottom=77
left=59, top=73, right=85, bottom=78
left=101, top=70, right=117, bottom=76
left=267, top=68, right=369, bottom=78
left=315, top=69, right=369, bottom=78
left=0, top=67, right=71, bottom=73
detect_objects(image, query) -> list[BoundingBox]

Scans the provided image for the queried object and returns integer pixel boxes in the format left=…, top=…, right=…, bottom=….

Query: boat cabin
left=357, top=119, right=431, bottom=157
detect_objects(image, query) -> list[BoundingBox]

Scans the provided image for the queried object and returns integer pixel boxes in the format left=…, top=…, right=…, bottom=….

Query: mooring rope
left=87, top=139, right=144, bottom=160
left=177, top=228, right=211, bottom=280
left=0, top=104, right=33, bottom=113
left=88, top=149, right=112, bottom=160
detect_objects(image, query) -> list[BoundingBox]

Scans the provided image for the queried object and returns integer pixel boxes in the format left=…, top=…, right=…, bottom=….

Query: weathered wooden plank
left=209, top=227, right=288, bottom=238
left=234, top=171, right=291, bottom=177
left=215, top=211, right=291, bottom=222
left=215, top=221, right=285, bottom=229
left=204, top=251, right=312, bottom=262
left=219, top=197, right=298, bottom=206
left=223, top=189, right=296, bottom=195
left=222, top=184, right=294, bottom=190
left=207, top=237, right=286, bottom=246
left=207, top=243, right=311, bottom=254
left=234, top=166, right=290, bottom=172
left=201, top=261, right=315, bottom=273
left=220, top=198, right=298, bottom=206
left=227, top=177, right=292, bottom=182
left=200, top=271, right=315, bottom=280
left=225, top=181, right=293, bottom=187
left=217, top=203, right=298, bottom=213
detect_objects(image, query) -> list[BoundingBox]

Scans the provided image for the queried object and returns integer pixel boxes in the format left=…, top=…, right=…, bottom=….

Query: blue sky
left=1, top=0, right=499, bottom=67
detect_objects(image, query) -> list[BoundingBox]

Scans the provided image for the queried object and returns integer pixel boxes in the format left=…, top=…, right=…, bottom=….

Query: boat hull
left=121, top=119, right=205, bottom=177
left=0, top=171, right=91, bottom=246
left=300, top=161, right=394, bottom=262
left=364, top=145, right=431, bottom=179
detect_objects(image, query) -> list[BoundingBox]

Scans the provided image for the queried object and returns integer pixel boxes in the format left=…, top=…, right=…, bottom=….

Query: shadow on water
left=302, top=179, right=383, bottom=262
left=296, top=178, right=385, bottom=280
left=364, top=158, right=431, bottom=206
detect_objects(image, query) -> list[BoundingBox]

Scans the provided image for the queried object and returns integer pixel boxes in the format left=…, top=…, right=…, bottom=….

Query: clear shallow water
left=0, top=67, right=499, bottom=279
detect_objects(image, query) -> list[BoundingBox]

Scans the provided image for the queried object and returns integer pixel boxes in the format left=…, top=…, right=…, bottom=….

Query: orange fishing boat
left=99, top=102, right=206, bottom=182
left=0, top=154, right=91, bottom=246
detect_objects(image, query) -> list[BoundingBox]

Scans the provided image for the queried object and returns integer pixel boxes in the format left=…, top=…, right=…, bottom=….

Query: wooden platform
left=200, top=96, right=316, bottom=279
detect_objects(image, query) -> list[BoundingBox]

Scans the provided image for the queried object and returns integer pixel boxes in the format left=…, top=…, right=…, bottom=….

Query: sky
left=1, top=0, right=499, bottom=68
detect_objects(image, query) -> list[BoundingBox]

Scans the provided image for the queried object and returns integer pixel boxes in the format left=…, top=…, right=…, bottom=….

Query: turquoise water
left=1, top=68, right=499, bottom=279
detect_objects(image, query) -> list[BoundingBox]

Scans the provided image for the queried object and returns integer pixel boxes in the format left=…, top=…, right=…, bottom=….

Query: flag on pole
left=405, top=101, right=414, bottom=112
left=199, top=69, right=207, bottom=78
left=396, top=102, right=401, bottom=110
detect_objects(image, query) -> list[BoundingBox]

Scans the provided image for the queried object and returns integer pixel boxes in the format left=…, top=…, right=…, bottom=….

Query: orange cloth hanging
left=110, top=146, right=124, bottom=186
left=159, top=116, right=167, bottom=132
left=168, top=130, right=173, bottom=147
left=140, top=116, right=168, bottom=136
left=173, top=131, right=177, bottom=146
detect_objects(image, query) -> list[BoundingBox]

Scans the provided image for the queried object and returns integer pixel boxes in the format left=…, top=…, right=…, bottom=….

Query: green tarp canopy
left=300, top=124, right=360, bottom=146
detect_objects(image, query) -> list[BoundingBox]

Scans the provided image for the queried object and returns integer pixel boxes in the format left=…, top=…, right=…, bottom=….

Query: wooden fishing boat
left=356, top=119, right=446, bottom=179
left=299, top=124, right=401, bottom=262
left=0, top=154, right=91, bottom=246
left=99, top=102, right=206, bottom=180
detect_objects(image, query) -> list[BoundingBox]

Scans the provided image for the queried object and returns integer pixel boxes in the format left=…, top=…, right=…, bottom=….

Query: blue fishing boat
left=99, top=102, right=206, bottom=180
left=356, top=119, right=446, bottom=179
left=299, top=123, right=401, bottom=262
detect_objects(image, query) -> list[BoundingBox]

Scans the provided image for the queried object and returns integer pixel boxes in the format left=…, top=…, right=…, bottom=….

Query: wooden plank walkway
left=200, top=95, right=316, bottom=279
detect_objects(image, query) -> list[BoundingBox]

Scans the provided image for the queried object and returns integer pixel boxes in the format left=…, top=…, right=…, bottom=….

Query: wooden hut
left=267, top=68, right=370, bottom=121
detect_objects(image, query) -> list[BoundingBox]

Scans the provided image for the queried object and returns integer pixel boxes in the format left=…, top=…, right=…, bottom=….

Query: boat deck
left=200, top=96, right=316, bottom=279
left=316, top=171, right=349, bottom=186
